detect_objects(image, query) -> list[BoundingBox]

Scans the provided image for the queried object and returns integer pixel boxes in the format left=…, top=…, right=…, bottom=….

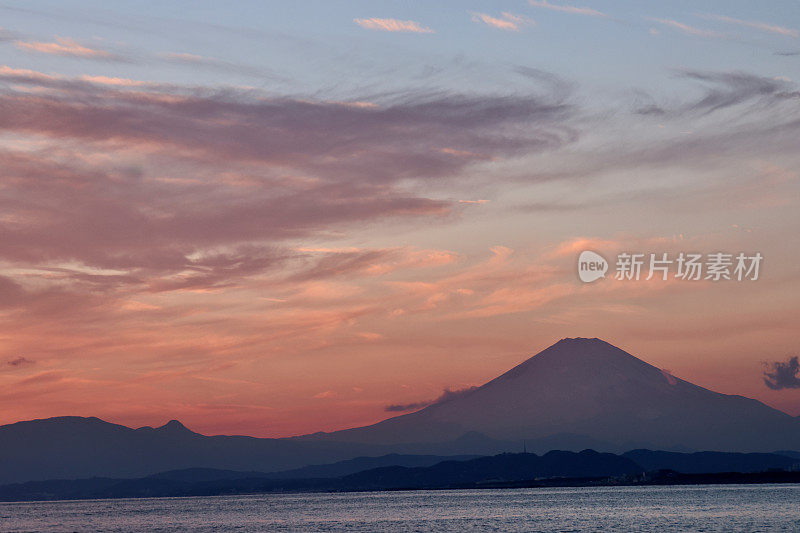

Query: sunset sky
left=1, top=0, right=799, bottom=437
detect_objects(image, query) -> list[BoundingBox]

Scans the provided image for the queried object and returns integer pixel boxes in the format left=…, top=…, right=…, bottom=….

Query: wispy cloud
left=471, top=12, right=533, bottom=31
left=700, top=14, right=798, bottom=38
left=385, top=386, right=478, bottom=412
left=0, top=65, right=168, bottom=90
left=159, top=52, right=278, bottom=79
left=646, top=18, right=723, bottom=38
left=354, top=18, right=434, bottom=33
left=10, top=32, right=270, bottom=76
left=528, top=0, right=607, bottom=18
left=14, top=37, right=127, bottom=60
left=289, top=248, right=458, bottom=283
left=0, top=27, right=21, bottom=42
left=0, top=66, right=572, bottom=286
left=77, top=75, right=153, bottom=87
left=384, top=400, right=429, bottom=412
left=676, top=70, right=795, bottom=114
left=5, top=357, right=34, bottom=368
left=764, top=356, right=800, bottom=390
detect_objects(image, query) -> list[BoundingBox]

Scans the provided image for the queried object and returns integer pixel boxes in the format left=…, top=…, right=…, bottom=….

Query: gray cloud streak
left=385, top=386, right=478, bottom=412
left=764, top=357, right=800, bottom=390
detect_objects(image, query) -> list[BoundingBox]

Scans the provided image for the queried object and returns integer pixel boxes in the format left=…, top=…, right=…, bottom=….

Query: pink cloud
left=528, top=1, right=607, bottom=18
left=471, top=12, right=533, bottom=31
left=354, top=18, right=434, bottom=33
left=548, top=237, right=622, bottom=258
left=701, top=14, right=798, bottom=38
left=646, top=18, right=724, bottom=38
left=78, top=75, right=153, bottom=87
left=14, top=37, right=123, bottom=60
left=0, top=67, right=571, bottom=294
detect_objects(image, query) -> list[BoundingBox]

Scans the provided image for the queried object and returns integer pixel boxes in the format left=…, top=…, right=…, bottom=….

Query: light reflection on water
left=2, top=484, right=799, bottom=532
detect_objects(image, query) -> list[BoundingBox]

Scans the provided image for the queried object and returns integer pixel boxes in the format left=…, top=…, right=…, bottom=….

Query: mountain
left=0, top=416, right=498, bottom=484
left=307, top=338, right=800, bottom=452
left=0, top=450, right=642, bottom=501
left=2, top=337, right=800, bottom=484
left=337, top=450, right=640, bottom=490
left=6, top=447, right=799, bottom=501
left=263, top=453, right=482, bottom=479
left=143, top=453, right=482, bottom=482
left=775, top=450, right=800, bottom=460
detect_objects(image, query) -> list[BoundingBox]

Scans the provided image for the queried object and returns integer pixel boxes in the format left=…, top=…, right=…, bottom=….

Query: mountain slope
left=312, top=338, right=800, bottom=452
left=0, top=416, right=502, bottom=484
left=0, top=416, right=368, bottom=484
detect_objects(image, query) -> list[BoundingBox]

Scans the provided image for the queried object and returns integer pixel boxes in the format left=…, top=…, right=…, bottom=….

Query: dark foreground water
left=2, top=484, right=799, bottom=532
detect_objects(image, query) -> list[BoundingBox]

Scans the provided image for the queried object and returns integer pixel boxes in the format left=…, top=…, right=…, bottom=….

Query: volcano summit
left=316, top=338, right=800, bottom=452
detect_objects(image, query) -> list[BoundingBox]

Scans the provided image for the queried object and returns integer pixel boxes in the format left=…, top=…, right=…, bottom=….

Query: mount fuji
left=310, top=337, right=800, bottom=452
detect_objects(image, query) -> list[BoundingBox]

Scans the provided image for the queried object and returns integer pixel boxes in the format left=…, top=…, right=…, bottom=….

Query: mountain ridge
left=1, top=337, right=799, bottom=483
left=2, top=448, right=799, bottom=502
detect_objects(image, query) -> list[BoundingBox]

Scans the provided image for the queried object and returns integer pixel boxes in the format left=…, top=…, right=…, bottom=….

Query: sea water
left=2, top=484, right=799, bottom=532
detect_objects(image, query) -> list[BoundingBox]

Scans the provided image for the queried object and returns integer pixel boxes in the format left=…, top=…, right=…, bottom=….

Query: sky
left=0, top=0, right=799, bottom=437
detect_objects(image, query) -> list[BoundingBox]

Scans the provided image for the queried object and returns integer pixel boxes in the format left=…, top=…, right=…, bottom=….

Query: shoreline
left=3, top=471, right=800, bottom=504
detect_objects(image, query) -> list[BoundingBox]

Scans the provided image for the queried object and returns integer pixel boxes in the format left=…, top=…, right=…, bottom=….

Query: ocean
left=2, top=484, right=799, bottom=532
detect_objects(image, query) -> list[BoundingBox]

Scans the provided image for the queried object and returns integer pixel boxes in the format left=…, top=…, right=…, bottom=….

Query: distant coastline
left=416, top=470, right=800, bottom=491
left=3, top=471, right=800, bottom=503
left=2, top=450, right=799, bottom=503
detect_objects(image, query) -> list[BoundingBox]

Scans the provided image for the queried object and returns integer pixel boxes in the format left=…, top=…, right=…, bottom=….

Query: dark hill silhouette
left=143, top=453, right=481, bottom=483
left=263, top=452, right=481, bottom=479
left=0, top=416, right=496, bottom=484
left=775, top=450, right=800, bottom=460
left=0, top=450, right=640, bottom=501
left=337, top=449, right=640, bottom=490
left=623, top=449, right=798, bottom=473
left=2, top=338, right=800, bottom=483
left=3, top=448, right=799, bottom=501
left=146, top=467, right=270, bottom=483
